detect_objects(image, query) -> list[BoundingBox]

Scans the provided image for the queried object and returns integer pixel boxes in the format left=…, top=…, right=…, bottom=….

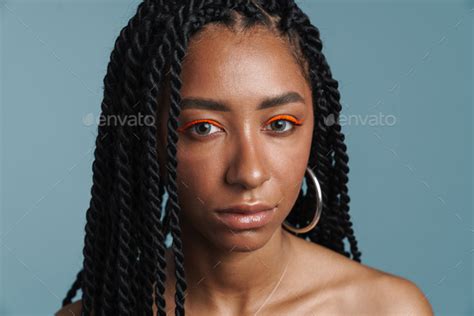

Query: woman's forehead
left=179, top=26, right=309, bottom=106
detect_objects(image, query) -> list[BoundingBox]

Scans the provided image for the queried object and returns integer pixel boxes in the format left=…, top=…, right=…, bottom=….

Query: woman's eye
left=183, top=121, right=224, bottom=137
left=193, top=122, right=220, bottom=136
left=265, top=119, right=295, bottom=133
left=264, top=115, right=303, bottom=134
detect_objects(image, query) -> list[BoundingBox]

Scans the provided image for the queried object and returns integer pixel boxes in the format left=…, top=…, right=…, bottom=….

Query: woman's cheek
left=176, top=154, right=217, bottom=215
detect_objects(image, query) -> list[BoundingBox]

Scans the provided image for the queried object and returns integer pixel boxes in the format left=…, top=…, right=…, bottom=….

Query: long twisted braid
left=138, top=14, right=170, bottom=316
left=280, top=2, right=362, bottom=261
left=165, top=7, right=190, bottom=315
left=61, top=1, right=362, bottom=315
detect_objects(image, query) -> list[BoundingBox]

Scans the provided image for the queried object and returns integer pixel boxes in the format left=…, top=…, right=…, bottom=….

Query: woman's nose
left=225, top=134, right=270, bottom=190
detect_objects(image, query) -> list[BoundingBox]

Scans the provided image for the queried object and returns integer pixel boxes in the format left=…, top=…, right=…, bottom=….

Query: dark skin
left=56, top=25, right=433, bottom=316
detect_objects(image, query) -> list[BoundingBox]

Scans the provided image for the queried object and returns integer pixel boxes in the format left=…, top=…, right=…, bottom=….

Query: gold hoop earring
left=282, top=166, right=323, bottom=234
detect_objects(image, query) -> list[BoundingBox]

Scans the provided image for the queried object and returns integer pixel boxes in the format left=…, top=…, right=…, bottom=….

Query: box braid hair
left=61, top=0, right=362, bottom=315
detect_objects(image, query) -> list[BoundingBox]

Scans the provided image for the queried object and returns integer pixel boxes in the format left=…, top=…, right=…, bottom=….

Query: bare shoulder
left=367, top=271, right=434, bottom=315
left=54, top=300, right=82, bottom=316
left=289, top=235, right=434, bottom=315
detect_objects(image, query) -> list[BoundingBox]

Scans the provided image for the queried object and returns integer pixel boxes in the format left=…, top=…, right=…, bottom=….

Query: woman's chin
left=206, top=228, right=276, bottom=253
left=180, top=213, right=283, bottom=253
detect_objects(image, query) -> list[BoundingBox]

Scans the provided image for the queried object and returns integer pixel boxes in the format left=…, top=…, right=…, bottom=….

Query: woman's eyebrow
left=180, top=91, right=305, bottom=112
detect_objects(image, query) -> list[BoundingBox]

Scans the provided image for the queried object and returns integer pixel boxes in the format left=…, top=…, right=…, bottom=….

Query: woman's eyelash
left=264, top=115, right=304, bottom=133
left=177, top=115, right=304, bottom=137
left=177, top=119, right=225, bottom=135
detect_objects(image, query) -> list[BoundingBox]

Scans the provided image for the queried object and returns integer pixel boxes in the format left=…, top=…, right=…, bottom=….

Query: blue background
left=1, top=0, right=472, bottom=315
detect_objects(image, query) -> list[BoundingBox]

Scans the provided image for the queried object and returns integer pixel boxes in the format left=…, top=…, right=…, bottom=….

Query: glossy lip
left=216, top=202, right=276, bottom=214
left=215, top=204, right=277, bottom=230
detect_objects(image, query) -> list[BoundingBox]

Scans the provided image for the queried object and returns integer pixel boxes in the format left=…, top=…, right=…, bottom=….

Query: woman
left=56, top=0, right=434, bottom=315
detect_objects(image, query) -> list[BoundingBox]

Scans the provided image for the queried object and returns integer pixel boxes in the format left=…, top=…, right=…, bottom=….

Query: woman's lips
left=215, top=207, right=276, bottom=230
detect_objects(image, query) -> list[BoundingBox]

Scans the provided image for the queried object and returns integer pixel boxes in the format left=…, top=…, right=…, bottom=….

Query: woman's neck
left=175, top=218, right=295, bottom=314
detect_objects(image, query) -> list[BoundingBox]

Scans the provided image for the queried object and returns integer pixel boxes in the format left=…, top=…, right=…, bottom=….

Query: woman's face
left=158, top=25, right=314, bottom=252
